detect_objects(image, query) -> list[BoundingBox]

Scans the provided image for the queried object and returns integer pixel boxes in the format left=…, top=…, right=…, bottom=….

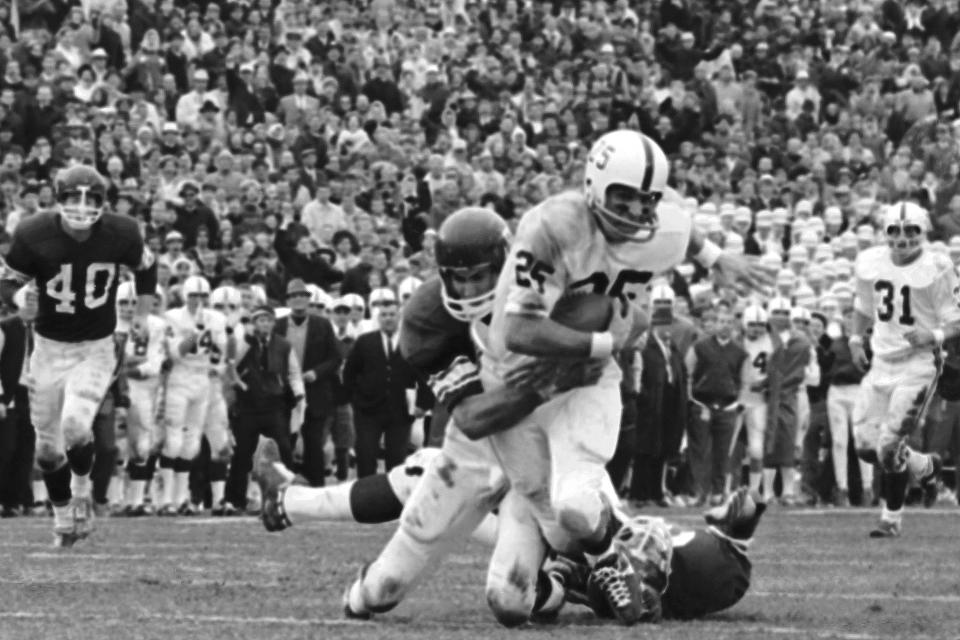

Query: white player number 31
left=46, top=263, right=117, bottom=314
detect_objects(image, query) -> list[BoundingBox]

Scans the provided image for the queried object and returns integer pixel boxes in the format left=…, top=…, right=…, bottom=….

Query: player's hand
left=554, top=359, right=606, bottom=392
left=714, top=252, right=776, bottom=291
left=850, top=340, right=869, bottom=371
left=504, top=358, right=557, bottom=391
left=180, top=331, right=199, bottom=355
left=904, top=327, right=936, bottom=349
left=302, top=370, right=317, bottom=384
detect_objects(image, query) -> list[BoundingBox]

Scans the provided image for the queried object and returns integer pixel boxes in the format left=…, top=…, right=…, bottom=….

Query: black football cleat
left=920, top=454, right=943, bottom=509
left=704, top=486, right=766, bottom=541
left=254, top=439, right=295, bottom=532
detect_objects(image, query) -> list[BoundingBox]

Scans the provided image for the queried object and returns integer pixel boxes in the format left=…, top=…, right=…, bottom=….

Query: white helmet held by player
left=116, top=281, right=137, bottom=322
left=584, top=130, right=669, bottom=243
left=882, top=201, right=928, bottom=264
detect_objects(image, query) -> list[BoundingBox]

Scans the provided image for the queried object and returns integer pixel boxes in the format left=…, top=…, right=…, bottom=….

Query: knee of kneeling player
left=62, top=418, right=92, bottom=450
left=36, top=442, right=66, bottom=472
left=485, top=583, right=533, bottom=628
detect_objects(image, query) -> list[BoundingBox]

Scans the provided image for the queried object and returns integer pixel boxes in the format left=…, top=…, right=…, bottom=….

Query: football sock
left=350, top=474, right=403, bottom=523
left=32, top=479, right=48, bottom=504
left=66, top=442, right=95, bottom=476
left=334, top=448, right=349, bottom=480
left=884, top=470, right=909, bottom=512
left=283, top=483, right=353, bottom=524
left=159, top=466, right=175, bottom=506
left=70, top=472, right=92, bottom=500
left=904, top=449, right=934, bottom=482
left=43, top=464, right=72, bottom=506
left=174, top=472, right=190, bottom=506
left=748, top=470, right=762, bottom=494
left=211, top=481, right=226, bottom=506
left=761, top=468, right=777, bottom=501
left=532, top=570, right=565, bottom=616
left=860, top=458, right=875, bottom=489
left=781, top=467, right=797, bottom=497
left=129, top=480, right=146, bottom=506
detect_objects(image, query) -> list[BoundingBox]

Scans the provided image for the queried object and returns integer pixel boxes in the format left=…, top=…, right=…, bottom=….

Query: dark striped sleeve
left=429, top=355, right=483, bottom=412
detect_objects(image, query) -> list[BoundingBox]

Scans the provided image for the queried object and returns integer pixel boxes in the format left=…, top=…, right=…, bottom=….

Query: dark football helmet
left=55, top=165, right=108, bottom=230
left=435, top=207, right=510, bottom=321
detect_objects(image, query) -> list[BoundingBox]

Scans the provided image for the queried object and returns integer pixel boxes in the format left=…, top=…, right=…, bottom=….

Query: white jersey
left=740, top=334, right=773, bottom=407
left=484, top=190, right=692, bottom=385
left=854, top=246, right=960, bottom=360
left=163, top=306, right=228, bottom=374
left=116, top=314, right=168, bottom=381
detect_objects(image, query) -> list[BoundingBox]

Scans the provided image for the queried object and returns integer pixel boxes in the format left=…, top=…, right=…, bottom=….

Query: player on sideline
left=739, top=305, right=773, bottom=498
left=255, top=442, right=765, bottom=621
left=0, top=165, right=157, bottom=547
left=477, top=129, right=770, bottom=625
left=851, top=201, right=959, bottom=538
left=115, top=282, right=167, bottom=516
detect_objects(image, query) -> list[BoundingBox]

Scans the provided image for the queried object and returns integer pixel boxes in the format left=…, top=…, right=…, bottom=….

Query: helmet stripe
left=640, top=135, right=655, bottom=192
left=900, top=202, right=906, bottom=222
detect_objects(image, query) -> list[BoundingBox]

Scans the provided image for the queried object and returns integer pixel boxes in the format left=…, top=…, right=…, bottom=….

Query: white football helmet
left=882, top=201, right=928, bottom=262
left=398, top=276, right=423, bottom=304
left=211, top=285, right=242, bottom=316
left=116, top=281, right=137, bottom=322
left=767, top=296, right=793, bottom=318
left=650, top=283, right=676, bottom=307
left=584, top=130, right=669, bottom=242
left=369, top=287, right=397, bottom=307
left=742, top=304, right=768, bottom=327
left=182, top=275, right=211, bottom=297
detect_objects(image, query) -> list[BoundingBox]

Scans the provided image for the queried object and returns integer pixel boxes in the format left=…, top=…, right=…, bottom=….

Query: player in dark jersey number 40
left=1, top=165, right=158, bottom=547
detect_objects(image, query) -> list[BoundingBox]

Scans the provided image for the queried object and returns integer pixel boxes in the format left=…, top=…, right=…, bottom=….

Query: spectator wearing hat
left=342, top=300, right=426, bottom=477
left=158, top=230, right=195, bottom=272
left=278, top=72, right=320, bottom=128
left=785, top=69, right=821, bottom=122
left=273, top=279, right=342, bottom=486
left=226, top=305, right=304, bottom=510
left=631, top=304, right=688, bottom=507
left=685, top=303, right=747, bottom=505
left=173, top=181, right=220, bottom=250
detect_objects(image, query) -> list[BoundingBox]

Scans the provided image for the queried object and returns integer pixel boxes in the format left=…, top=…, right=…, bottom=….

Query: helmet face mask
left=56, top=165, right=108, bottom=231
left=440, top=263, right=498, bottom=322
left=883, top=202, right=928, bottom=264
left=593, top=183, right=662, bottom=243
left=435, top=207, right=509, bottom=322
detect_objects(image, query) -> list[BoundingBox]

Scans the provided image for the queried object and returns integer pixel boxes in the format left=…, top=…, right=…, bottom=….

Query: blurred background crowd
left=3, top=0, right=960, bottom=517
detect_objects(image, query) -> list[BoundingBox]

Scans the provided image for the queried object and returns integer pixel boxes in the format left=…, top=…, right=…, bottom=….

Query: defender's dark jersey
left=399, top=277, right=480, bottom=411
left=663, top=528, right=752, bottom=620
left=5, top=212, right=148, bottom=342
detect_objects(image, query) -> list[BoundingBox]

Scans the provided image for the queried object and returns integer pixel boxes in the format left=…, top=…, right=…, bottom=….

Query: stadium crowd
left=3, top=0, right=960, bottom=518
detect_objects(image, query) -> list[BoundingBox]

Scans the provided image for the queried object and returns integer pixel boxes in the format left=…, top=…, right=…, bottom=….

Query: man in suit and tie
left=273, top=279, right=342, bottom=486
left=330, top=297, right=357, bottom=481
left=342, top=301, right=425, bottom=477
left=278, top=72, right=320, bottom=129
left=632, top=306, right=689, bottom=507
left=0, top=284, right=37, bottom=517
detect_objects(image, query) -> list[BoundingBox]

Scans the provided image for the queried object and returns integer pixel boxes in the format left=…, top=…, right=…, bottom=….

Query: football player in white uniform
left=115, top=282, right=167, bottom=516
left=739, top=305, right=773, bottom=497
left=159, top=275, right=227, bottom=515
left=480, top=130, right=770, bottom=625
left=851, top=202, right=959, bottom=537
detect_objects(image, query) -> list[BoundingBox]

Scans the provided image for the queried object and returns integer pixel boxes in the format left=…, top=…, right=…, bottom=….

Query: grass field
left=0, top=506, right=958, bottom=640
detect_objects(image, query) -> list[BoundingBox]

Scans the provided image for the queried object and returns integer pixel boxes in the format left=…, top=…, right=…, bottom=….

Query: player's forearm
left=685, top=226, right=722, bottom=268
left=453, top=386, right=544, bottom=440
left=134, top=261, right=158, bottom=296
left=504, top=314, right=595, bottom=358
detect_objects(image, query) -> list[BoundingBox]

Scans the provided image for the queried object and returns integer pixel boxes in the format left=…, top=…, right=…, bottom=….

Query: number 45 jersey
left=854, top=246, right=960, bottom=361
left=4, top=211, right=150, bottom=342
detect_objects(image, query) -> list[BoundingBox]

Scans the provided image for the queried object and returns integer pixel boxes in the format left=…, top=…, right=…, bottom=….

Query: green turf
left=0, top=506, right=958, bottom=640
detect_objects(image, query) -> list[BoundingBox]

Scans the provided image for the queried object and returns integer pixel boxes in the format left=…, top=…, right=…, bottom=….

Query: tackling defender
left=256, top=442, right=765, bottom=622
left=0, top=165, right=157, bottom=546
left=851, top=202, right=958, bottom=537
